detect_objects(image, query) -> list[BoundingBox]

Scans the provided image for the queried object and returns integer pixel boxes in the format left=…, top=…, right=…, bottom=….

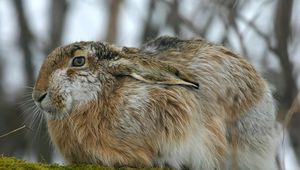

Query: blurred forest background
left=0, top=0, right=299, bottom=169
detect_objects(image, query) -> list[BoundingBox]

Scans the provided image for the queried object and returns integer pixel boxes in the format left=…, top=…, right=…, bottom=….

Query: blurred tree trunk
left=0, top=2, right=27, bottom=159
left=0, top=59, right=3, bottom=94
left=274, top=0, right=300, bottom=164
left=274, top=0, right=297, bottom=108
left=166, top=0, right=180, bottom=35
left=46, top=0, right=68, bottom=53
left=0, top=31, right=3, bottom=94
left=105, top=0, right=122, bottom=43
left=141, top=0, right=159, bottom=42
left=12, top=0, right=35, bottom=86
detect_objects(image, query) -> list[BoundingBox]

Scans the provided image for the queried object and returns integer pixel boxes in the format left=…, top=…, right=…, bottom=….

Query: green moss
left=0, top=156, right=168, bottom=170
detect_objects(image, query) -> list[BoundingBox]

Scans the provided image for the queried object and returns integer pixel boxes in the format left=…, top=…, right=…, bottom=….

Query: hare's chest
left=47, top=121, right=102, bottom=163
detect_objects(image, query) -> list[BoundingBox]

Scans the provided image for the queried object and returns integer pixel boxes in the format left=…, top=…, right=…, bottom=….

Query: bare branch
left=284, top=94, right=300, bottom=128
left=237, top=15, right=277, bottom=53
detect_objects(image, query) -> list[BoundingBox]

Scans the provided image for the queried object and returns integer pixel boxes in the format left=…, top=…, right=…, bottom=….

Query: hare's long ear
left=108, top=57, right=199, bottom=88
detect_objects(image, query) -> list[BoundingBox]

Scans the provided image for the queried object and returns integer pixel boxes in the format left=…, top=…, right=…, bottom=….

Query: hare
left=32, top=36, right=277, bottom=170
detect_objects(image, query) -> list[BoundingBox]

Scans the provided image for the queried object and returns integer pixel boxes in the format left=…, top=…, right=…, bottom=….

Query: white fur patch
left=45, top=68, right=101, bottom=119
left=118, top=85, right=150, bottom=134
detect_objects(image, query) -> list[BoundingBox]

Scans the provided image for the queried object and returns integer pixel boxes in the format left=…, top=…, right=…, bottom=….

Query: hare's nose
left=32, top=90, right=47, bottom=103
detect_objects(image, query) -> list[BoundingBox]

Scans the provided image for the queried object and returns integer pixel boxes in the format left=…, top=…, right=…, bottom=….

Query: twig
left=283, top=93, right=300, bottom=128
left=0, top=125, right=31, bottom=138
left=276, top=153, right=283, bottom=170
left=280, top=93, right=300, bottom=170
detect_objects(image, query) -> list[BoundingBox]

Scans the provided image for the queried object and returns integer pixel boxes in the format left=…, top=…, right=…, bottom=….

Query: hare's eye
left=72, top=56, right=85, bottom=67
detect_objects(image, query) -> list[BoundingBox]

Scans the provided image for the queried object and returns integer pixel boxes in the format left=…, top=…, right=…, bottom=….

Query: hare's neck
left=47, top=104, right=120, bottom=163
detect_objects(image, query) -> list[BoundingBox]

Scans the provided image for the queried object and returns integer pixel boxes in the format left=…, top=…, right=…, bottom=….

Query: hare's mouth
left=38, top=104, right=69, bottom=120
left=32, top=90, right=69, bottom=119
left=35, top=101, right=66, bottom=118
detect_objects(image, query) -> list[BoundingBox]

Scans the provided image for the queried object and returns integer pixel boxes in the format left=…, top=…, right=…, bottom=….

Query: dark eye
left=72, top=56, right=85, bottom=67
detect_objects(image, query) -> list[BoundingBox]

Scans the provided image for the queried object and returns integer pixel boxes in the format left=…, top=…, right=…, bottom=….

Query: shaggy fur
left=32, top=36, right=277, bottom=169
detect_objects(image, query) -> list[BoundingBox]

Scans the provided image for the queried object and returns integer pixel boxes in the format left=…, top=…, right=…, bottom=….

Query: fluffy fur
left=32, top=36, right=277, bottom=169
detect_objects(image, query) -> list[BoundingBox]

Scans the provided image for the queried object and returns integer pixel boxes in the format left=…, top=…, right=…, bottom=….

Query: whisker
left=20, top=86, right=51, bottom=148
left=18, top=99, right=35, bottom=108
left=18, top=99, right=37, bottom=117
left=22, top=90, right=34, bottom=94
left=30, top=108, right=41, bottom=126
left=31, top=110, right=45, bottom=141
left=23, top=86, right=34, bottom=89
left=20, top=94, right=33, bottom=98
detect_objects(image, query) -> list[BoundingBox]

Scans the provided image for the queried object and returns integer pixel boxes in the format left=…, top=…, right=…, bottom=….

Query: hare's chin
left=43, top=108, right=69, bottom=120
left=36, top=103, right=69, bottom=120
left=45, top=111, right=68, bottom=120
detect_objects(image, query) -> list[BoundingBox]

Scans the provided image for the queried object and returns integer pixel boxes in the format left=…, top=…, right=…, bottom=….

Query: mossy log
left=0, top=156, right=167, bottom=170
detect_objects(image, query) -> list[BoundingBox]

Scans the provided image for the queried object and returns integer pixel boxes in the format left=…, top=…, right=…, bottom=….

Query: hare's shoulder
left=140, top=36, right=206, bottom=55
left=139, top=36, right=244, bottom=64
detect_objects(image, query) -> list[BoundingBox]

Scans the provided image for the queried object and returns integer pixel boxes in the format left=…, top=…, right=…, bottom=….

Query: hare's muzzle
left=32, top=90, right=47, bottom=105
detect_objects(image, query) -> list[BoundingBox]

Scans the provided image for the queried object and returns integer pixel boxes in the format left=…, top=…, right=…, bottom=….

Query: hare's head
left=32, top=41, right=198, bottom=120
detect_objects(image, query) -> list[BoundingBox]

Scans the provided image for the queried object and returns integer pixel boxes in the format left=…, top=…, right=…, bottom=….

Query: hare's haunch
left=32, top=36, right=277, bottom=170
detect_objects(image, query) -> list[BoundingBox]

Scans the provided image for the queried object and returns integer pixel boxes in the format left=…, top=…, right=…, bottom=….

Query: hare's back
left=141, top=37, right=268, bottom=118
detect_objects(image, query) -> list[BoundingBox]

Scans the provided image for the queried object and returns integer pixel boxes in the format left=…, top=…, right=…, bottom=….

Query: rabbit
left=32, top=36, right=278, bottom=170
